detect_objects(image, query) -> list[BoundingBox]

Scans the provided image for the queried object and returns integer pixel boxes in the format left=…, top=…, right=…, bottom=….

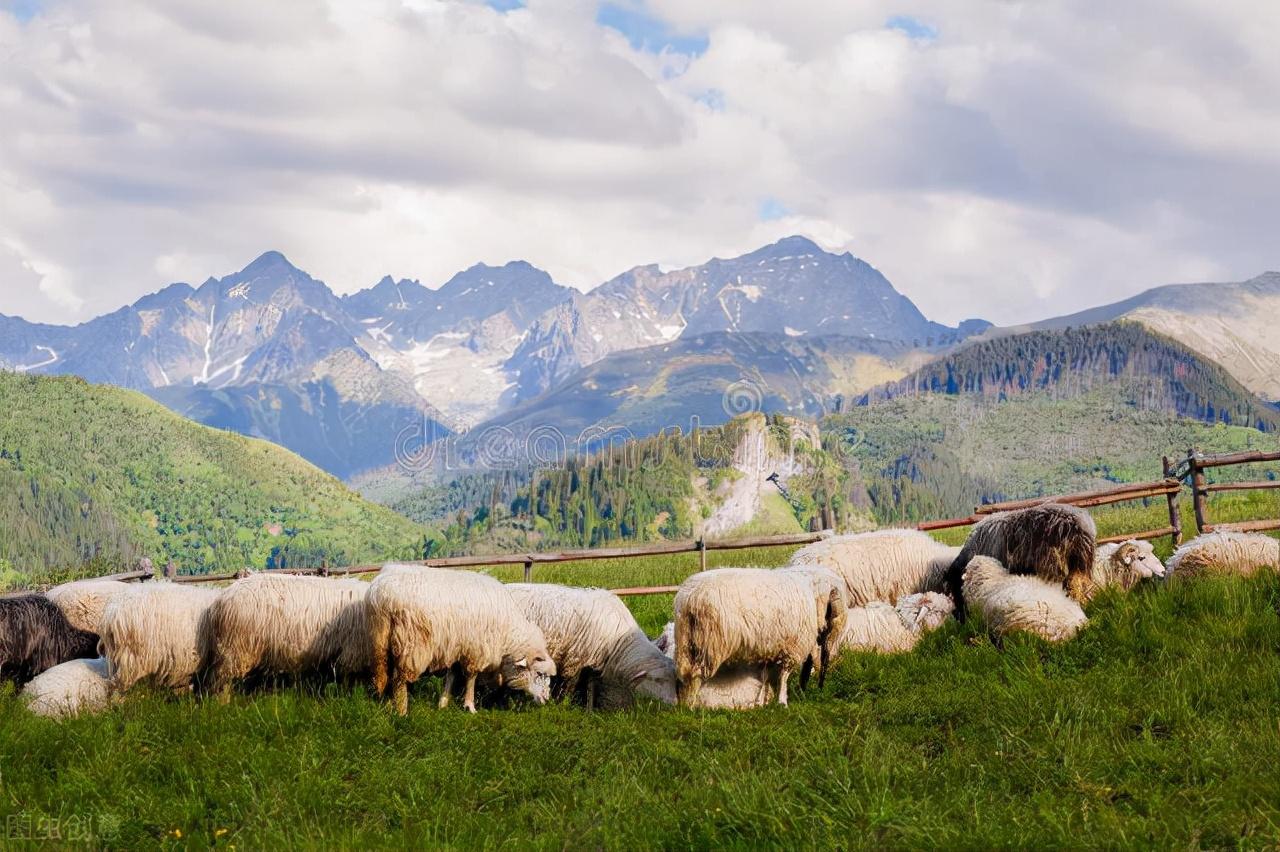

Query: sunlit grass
left=2, top=570, right=1278, bottom=848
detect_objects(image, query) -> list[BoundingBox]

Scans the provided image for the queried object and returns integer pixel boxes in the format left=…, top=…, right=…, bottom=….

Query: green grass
left=2, top=545, right=1279, bottom=848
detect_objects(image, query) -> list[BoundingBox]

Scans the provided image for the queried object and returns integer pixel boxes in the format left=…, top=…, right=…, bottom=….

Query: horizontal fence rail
left=1186, top=448, right=1280, bottom=535
left=57, top=447, right=1279, bottom=596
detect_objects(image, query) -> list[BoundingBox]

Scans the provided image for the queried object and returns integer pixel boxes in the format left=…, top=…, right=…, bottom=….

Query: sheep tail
left=672, top=607, right=700, bottom=702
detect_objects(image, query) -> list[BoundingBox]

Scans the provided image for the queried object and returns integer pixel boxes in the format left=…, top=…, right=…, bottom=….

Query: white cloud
left=0, top=0, right=1276, bottom=325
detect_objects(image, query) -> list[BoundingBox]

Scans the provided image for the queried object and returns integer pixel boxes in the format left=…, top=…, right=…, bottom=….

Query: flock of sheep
left=3, top=507, right=1278, bottom=720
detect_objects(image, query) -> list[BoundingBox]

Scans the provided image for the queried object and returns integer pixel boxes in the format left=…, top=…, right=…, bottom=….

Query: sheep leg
left=679, top=675, right=704, bottom=709
left=755, top=664, right=772, bottom=705
left=585, top=678, right=598, bottom=711
left=463, top=671, right=478, bottom=714
left=775, top=664, right=792, bottom=707
left=391, top=675, right=409, bottom=717
left=438, top=668, right=455, bottom=709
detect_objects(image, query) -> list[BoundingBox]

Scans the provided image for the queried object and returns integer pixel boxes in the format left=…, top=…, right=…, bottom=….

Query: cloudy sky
left=0, top=0, right=1276, bottom=326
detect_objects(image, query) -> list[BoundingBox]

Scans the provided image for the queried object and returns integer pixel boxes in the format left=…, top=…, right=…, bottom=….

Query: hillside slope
left=0, top=373, right=423, bottom=583
left=1002, top=271, right=1280, bottom=402
left=860, top=323, right=1280, bottom=433
left=828, top=381, right=1278, bottom=524
left=474, top=331, right=941, bottom=444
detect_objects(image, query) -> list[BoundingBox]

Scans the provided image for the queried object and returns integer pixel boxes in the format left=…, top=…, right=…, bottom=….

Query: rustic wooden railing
left=163, top=531, right=827, bottom=597
left=916, top=477, right=1184, bottom=548
left=67, top=446, right=1280, bottom=596
left=1183, top=449, right=1280, bottom=535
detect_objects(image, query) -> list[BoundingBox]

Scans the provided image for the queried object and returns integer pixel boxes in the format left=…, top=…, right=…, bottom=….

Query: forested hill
left=857, top=323, right=1280, bottom=433
left=0, top=373, right=424, bottom=586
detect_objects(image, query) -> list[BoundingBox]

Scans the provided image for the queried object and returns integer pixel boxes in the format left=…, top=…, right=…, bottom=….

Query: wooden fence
left=1181, top=449, right=1280, bottom=535
left=73, top=447, right=1279, bottom=597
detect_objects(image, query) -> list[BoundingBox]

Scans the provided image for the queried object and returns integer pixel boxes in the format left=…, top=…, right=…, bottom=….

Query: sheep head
left=1112, top=540, right=1166, bottom=582
left=896, top=592, right=955, bottom=633
left=502, top=620, right=556, bottom=704
left=627, top=657, right=678, bottom=705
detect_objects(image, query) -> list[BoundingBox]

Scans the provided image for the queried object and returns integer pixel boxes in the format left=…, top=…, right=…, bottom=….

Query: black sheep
left=944, top=503, right=1098, bottom=620
left=0, top=594, right=99, bottom=685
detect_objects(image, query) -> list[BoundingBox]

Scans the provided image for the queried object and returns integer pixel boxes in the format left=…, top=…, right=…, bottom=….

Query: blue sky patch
left=597, top=2, right=708, bottom=56
left=886, top=15, right=938, bottom=41
left=694, top=89, right=726, bottom=112
left=3, top=0, right=42, bottom=22
left=758, top=198, right=792, bottom=222
left=484, top=0, right=526, bottom=12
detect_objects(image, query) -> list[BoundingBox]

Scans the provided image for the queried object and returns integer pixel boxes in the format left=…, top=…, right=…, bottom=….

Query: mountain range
left=1, top=236, right=1275, bottom=480
left=0, top=236, right=987, bottom=477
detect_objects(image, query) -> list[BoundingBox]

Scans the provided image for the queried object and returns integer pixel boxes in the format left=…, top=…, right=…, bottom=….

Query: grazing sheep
left=672, top=567, right=844, bottom=708
left=0, top=595, right=99, bottom=685
left=1084, top=540, right=1166, bottom=602
left=99, top=583, right=221, bottom=694
left=22, top=657, right=111, bottom=719
left=504, top=584, right=676, bottom=709
left=205, top=573, right=374, bottom=702
left=367, top=564, right=556, bottom=715
left=1167, top=531, right=1280, bottom=578
left=961, top=556, right=1087, bottom=643
left=944, top=503, right=1097, bottom=618
left=655, top=622, right=774, bottom=709
left=45, top=579, right=134, bottom=634
left=788, top=529, right=960, bottom=606
left=774, top=563, right=849, bottom=687
left=837, top=592, right=955, bottom=655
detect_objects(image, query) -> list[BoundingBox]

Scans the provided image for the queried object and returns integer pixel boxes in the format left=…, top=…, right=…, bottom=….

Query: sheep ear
left=629, top=670, right=648, bottom=684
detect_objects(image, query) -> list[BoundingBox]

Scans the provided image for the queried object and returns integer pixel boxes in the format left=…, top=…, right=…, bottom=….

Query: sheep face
left=501, top=653, right=556, bottom=704
left=897, top=592, right=955, bottom=632
left=628, top=660, right=678, bottom=705
left=1115, top=541, right=1166, bottom=581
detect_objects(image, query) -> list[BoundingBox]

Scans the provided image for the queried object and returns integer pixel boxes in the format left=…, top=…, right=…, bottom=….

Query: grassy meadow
left=3, top=514, right=1280, bottom=849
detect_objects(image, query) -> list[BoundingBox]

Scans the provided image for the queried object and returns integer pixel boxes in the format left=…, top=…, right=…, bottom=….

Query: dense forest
left=829, top=381, right=1277, bottom=524
left=857, top=323, right=1280, bottom=432
left=403, top=415, right=865, bottom=555
left=0, top=373, right=424, bottom=584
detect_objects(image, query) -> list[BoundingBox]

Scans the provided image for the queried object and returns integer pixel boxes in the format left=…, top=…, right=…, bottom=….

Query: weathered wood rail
left=71, top=447, right=1279, bottom=596
left=1183, top=449, right=1280, bottom=535
left=915, top=477, right=1184, bottom=548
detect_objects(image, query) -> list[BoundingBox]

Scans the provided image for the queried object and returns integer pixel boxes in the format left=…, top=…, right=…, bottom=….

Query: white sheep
left=45, top=579, right=134, bottom=634
left=836, top=592, right=955, bottom=655
left=655, top=622, right=774, bottom=709
left=672, top=566, right=844, bottom=708
left=22, top=657, right=112, bottom=719
left=205, top=573, right=374, bottom=702
left=99, top=583, right=221, bottom=694
left=1084, top=540, right=1166, bottom=602
left=1167, top=531, right=1280, bottom=578
left=961, top=556, right=1087, bottom=643
left=788, top=529, right=960, bottom=606
left=504, top=584, right=675, bottom=709
left=367, top=564, right=556, bottom=715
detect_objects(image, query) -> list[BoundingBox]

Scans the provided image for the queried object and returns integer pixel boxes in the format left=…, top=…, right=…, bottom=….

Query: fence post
left=523, top=559, right=533, bottom=583
left=697, top=538, right=707, bottom=573
left=1162, top=455, right=1183, bottom=548
left=1189, top=448, right=1210, bottom=534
